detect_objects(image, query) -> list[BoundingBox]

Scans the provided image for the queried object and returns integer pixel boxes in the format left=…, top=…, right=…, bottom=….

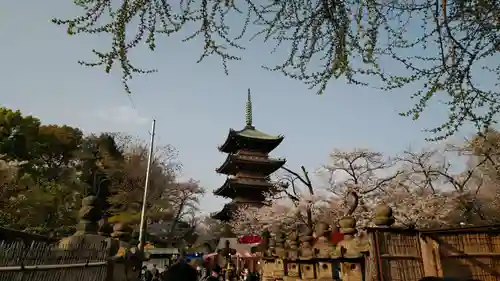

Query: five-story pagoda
left=212, top=90, right=286, bottom=222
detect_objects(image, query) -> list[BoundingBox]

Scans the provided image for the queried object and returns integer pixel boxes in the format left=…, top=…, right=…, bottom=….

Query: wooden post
left=419, top=234, right=443, bottom=277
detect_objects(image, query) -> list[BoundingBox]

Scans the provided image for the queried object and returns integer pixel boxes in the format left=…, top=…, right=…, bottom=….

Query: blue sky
left=0, top=1, right=473, bottom=213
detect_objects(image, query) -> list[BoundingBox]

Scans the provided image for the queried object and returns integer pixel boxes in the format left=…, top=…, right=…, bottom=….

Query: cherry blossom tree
left=371, top=181, right=457, bottom=228
left=230, top=155, right=373, bottom=235
left=397, top=146, right=494, bottom=225
left=463, top=130, right=500, bottom=213
left=275, top=165, right=316, bottom=228
left=320, top=149, right=402, bottom=224
left=196, top=216, right=226, bottom=238
left=165, top=179, right=205, bottom=239
left=230, top=193, right=333, bottom=235
left=230, top=182, right=457, bottom=235
left=323, top=149, right=401, bottom=196
left=230, top=146, right=487, bottom=234
left=467, top=131, right=500, bottom=223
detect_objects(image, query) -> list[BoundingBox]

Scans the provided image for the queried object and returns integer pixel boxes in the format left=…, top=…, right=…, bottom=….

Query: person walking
left=160, top=265, right=169, bottom=281
left=144, top=267, right=153, bottom=281
left=150, top=264, right=160, bottom=281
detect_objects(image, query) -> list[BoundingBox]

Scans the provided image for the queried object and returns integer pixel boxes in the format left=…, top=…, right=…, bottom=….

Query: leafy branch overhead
left=52, top=0, right=500, bottom=140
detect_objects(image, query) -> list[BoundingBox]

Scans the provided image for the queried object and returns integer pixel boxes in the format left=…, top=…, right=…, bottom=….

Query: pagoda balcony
left=235, top=149, right=269, bottom=157
left=234, top=172, right=271, bottom=179
left=216, top=154, right=286, bottom=176
left=225, top=175, right=274, bottom=185
left=231, top=197, right=266, bottom=206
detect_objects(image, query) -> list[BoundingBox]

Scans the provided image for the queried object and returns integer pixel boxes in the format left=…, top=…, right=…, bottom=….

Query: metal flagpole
left=138, top=119, right=156, bottom=251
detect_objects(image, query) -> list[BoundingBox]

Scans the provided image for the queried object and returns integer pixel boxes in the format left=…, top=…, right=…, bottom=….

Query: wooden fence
left=0, top=227, right=57, bottom=244
left=0, top=238, right=109, bottom=281
left=369, top=225, right=500, bottom=281
left=370, top=229, right=424, bottom=281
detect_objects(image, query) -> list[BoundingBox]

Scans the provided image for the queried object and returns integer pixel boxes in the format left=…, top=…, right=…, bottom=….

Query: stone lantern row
left=260, top=204, right=396, bottom=260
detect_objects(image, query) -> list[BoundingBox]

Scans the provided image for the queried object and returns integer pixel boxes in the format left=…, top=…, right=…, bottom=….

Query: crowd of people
left=140, top=260, right=478, bottom=281
left=141, top=259, right=260, bottom=281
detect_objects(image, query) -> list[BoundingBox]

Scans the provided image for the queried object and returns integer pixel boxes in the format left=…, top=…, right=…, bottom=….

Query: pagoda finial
left=245, top=88, right=253, bottom=128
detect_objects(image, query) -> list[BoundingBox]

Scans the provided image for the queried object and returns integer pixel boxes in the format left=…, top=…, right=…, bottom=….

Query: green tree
left=9, top=180, right=84, bottom=236
left=0, top=155, right=23, bottom=227
left=0, top=107, right=207, bottom=235
left=0, top=107, right=40, bottom=161
left=0, top=109, right=85, bottom=180
left=52, top=0, right=500, bottom=140
left=76, top=133, right=124, bottom=217
left=0, top=155, right=85, bottom=235
left=0, top=108, right=88, bottom=233
left=33, top=124, right=84, bottom=180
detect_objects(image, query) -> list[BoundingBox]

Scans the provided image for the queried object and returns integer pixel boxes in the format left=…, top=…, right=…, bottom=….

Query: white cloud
left=94, top=105, right=148, bottom=126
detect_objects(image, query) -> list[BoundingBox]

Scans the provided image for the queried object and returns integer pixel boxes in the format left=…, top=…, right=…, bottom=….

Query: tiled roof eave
left=218, top=129, right=285, bottom=153
left=214, top=176, right=274, bottom=194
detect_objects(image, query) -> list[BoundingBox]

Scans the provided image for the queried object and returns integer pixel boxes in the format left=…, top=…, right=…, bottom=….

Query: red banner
left=331, top=232, right=344, bottom=245
left=238, top=234, right=262, bottom=244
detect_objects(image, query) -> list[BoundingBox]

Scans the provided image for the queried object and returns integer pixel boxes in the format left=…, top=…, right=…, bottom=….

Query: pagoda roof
left=218, top=127, right=284, bottom=154
left=216, top=154, right=286, bottom=175
left=213, top=177, right=275, bottom=197
left=218, top=89, right=284, bottom=154
left=230, top=126, right=283, bottom=141
left=211, top=203, right=238, bottom=221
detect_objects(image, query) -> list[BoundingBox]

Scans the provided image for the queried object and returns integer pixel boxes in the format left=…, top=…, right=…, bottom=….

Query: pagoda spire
left=245, top=89, right=253, bottom=128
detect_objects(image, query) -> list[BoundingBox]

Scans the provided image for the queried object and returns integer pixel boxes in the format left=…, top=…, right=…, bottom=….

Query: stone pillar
left=77, top=196, right=102, bottom=234
left=286, top=230, right=299, bottom=260
left=337, top=216, right=364, bottom=281
left=313, top=221, right=332, bottom=258
left=57, top=196, right=114, bottom=281
left=110, top=222, right=138, bottom=281
left=337, top=216, right=358, bottom=258
left=368, top=204, right=396, bottom=281
left=373, top=205, right=395, bottom=227
left=298, top=226, right=313, bottom=259
left=58, top=195, right=109, bottom=248
left=298, top=226, right=314, bottom=280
